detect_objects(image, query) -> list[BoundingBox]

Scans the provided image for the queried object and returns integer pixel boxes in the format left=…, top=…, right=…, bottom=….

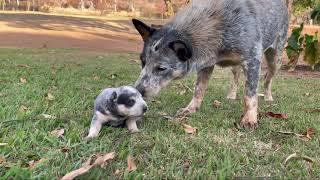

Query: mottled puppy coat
left=86, top=86, right=148, bottom=139
left=133, top=0, right=289, bottom=128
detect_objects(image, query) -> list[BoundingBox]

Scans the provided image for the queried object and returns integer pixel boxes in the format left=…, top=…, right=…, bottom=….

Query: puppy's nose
left=143, top=105, right=148, bottom=113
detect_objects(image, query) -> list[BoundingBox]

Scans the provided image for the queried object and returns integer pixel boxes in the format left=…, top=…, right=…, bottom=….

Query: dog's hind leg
left=176, top=66, right=214, bottom=116
left=227, top=66, right=241, bottom=100
left=264, top=35, right=285, bottom=102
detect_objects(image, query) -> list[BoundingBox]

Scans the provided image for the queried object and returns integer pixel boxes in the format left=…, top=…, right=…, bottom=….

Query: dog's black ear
left=169, top=40, right=192, bottom=61
left=110, top=91, right=117, bottom=102
left=132, top=19, right=155, bottom=42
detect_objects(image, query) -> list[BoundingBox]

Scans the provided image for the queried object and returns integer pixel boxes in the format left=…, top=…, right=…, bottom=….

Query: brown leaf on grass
left=61, top=147, right=71, bottom=153
left=0, top=156, right=5, bottom=164
left=38, top=114, right=57, bottom=120
left=304, top=108, right=320, bottom=113
left=303, top=128, right=315, bottom=140
left=46, top=93, right=55, bottom=101
left=109, top=74, right=118, bottom=79
left=17, top=64, right=31, bottom=68
left=257, top=93, right=265, bottom=97
left=265, top=112, right=288, bottom=119
left=28, top=158, right=49, bottom=169
left=61, top=152, right=115, bottom=180
left=0, top=93, right=4, bottom=97
left=20, top=77, right=27, bottom=83
left=93, top=76, right=100, bottom=81
left=283, top=153, right=314, bottom=166
left=19, top=105, right=28, bottom=112
left=212, top=100, right=221, bottom=108
left=127, top=155, right=137, bottom=172
left=50, top=128, right=65, bottom=138
left=304, top=92, right=311, bottom=96
left=182, top=123, right=197, bottom=135
left=114, top=169, right=122, bottom=175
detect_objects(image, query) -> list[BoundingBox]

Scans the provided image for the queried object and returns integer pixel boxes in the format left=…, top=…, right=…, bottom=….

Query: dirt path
left=0, top=12, right=319, bottom=78
left=0, top=13, right=158, bottom=53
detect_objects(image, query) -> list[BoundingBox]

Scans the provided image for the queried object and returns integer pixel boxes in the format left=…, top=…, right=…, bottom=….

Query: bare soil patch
left=0, top=13, right=163, bottom=53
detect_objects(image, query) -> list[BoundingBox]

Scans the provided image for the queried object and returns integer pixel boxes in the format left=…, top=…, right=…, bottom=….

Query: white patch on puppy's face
left=116, top=86, right=148, bottom=117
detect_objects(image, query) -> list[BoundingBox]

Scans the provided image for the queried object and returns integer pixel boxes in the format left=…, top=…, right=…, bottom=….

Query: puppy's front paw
left=129, top=128, right=140, bottom=133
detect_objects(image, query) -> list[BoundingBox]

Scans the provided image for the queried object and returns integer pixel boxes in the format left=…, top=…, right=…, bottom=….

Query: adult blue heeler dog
left=132, top=0, right=289, bottom=128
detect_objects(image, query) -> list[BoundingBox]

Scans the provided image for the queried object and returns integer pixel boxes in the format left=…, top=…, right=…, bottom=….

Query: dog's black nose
left=143, top=105, right=148, bottom=113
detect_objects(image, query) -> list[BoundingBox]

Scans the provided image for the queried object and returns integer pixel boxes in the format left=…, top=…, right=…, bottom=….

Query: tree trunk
left=2, top=0, right=5, bottom=10
left=129, top=0, right=134, bottom=13
left=286, top=0, right=293, bottom=19
left=27, top=0, right=30, bottom=11
left=164, top=0, right=174, bottom=17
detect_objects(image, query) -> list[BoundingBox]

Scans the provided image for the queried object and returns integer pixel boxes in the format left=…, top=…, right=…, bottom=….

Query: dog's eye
left=157, top=66, right=167, bottom=72
left=127, top=99, right=136, bottom=107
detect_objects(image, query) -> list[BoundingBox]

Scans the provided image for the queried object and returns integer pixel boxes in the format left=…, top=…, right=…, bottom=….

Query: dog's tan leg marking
left=227, top=66, right=241, bottom=100
left=177, top=66, right=214, bottom=116
left=240, top=95, right=258, bottom=128
left=126, top=117, right=140, bottom=133
left=264, top=48, right=279, bottom=102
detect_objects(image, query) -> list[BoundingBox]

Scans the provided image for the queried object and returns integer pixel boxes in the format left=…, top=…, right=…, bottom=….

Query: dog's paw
left=129, top=128, right=140, bottom=133
left=239, top=114, right=258, bottom=129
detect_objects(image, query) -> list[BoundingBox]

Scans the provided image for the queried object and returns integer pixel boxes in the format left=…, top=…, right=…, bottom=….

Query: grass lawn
left=0, top=48, right=320, bottom=179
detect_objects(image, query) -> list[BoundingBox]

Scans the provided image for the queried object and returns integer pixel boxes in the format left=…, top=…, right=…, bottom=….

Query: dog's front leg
left=126, top=117, right=140, bottom=133
left=177, top=66, right=214, bottom=116
left=240, top=54, right=262, bottom=128
left=85, top=115, right=104, bottom=139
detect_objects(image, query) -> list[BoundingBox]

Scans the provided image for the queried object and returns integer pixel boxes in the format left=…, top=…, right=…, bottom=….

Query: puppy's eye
left=127, top=99, right=136, bottom=107
left=157, top=66, right=167, bottom=72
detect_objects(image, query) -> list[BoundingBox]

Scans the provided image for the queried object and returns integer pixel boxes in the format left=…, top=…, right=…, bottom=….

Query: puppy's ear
left=132, top=19, right=155, bottom=42
left=169, top=40, right=192, bottom=61
left=110, top=91, right=117, bottom=102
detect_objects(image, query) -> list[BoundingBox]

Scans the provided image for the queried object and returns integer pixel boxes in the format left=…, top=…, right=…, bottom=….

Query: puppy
left=86, top=86, right=148, bottom=139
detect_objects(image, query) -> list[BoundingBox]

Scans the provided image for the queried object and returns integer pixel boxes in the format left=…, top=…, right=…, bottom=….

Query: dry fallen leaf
left=38, top=114, right=56, bottom=120
left=20, top=77, right=27, bottom=83
left=303, top=128, right=315, bottom=140
left=114, top=169, right=122, bottom=175
left=304, top=108, right=320, bottom=113
left=257, top=93, right=265, bottom=97
left=29, top=158, right=49, bottom=169
left=284, top=153, right=314, bottom=166
left=19, top=105, right=28, bottom=112
left=0, top=156, right=5, bottom=164
left=265, top=112, right=288, bottom=119
left=109, top=74, right=118, bottom=79
left=17, top=64, right=31, bottom=68
left=50, top=128, right=65, bottom=138
left=127, top=155, right=137, bottom=172
left=212, top=100, right=221, bottom=108
left=182, top=123, right=197, bottom=135
left=61, top=152, right=115, bottom=180
left=93, top=76, right=100, bottom=81
left=61, top=147, right=71, bottom=153
left=46, top=93, right=55, bottom=101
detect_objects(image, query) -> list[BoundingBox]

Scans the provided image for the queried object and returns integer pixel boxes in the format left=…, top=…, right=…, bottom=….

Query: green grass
left=0, top=48, right=320, bottom=179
